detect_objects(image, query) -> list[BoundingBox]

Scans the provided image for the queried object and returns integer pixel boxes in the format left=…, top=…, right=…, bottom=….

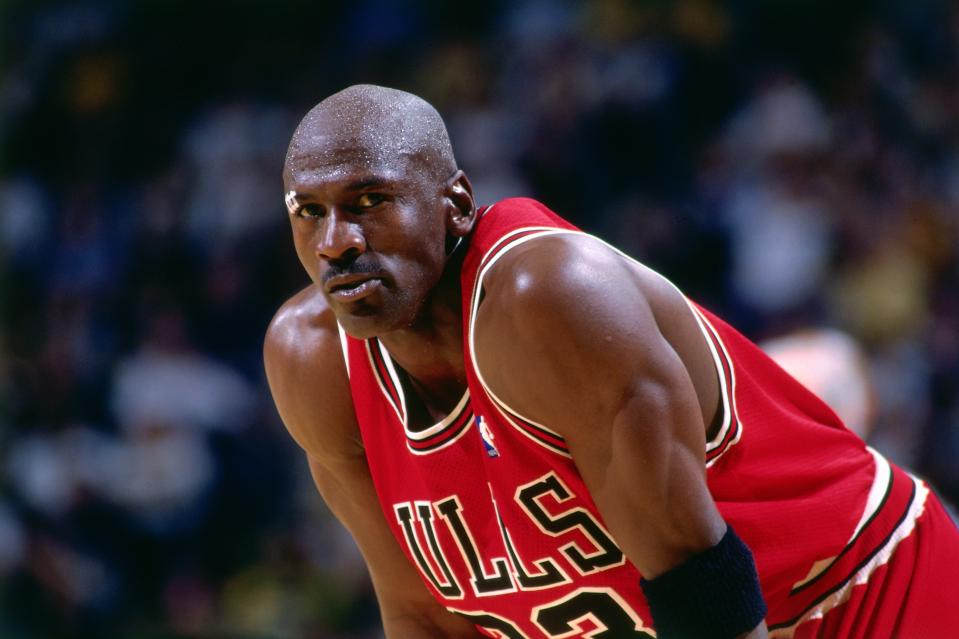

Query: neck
left=378, top=244, right=467, bottom=394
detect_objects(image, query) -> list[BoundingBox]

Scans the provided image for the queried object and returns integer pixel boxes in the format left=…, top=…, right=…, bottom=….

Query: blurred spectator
left=2, top=0, right=958, bottom=636
left=0, top=177, right=49, bottom=265
left=96, top=424, right=215, bottom=535
left=181, top=103, right=294, bottom=246
left=762, top=328, right=876, bottom=439
left=0, top=501, right=26, bottom=578
left=111, top=307, right=254, bottom=435
left=720, top=78, right=836, bottom=317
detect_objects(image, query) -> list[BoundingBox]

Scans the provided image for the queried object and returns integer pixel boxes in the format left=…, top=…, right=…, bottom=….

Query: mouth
left=325, top=275, right=384, bottom=302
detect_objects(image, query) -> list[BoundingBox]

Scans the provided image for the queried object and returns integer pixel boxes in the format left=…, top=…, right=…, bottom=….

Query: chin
left=332, top=283, right=426, bottom=339
left=335, top=306, right=412, bottom=340
left=335, top=313, right=385, bottom=340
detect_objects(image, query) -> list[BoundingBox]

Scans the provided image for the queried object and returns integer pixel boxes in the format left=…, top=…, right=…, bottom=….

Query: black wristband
left=640, top=526, right=767, bottom=638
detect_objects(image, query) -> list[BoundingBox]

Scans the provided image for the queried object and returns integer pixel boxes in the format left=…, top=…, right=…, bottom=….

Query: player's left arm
left=474, top=234, right=767, bottom=639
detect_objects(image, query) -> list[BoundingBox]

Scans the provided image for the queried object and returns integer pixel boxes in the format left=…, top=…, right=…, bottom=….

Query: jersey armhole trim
left=336, top=322, right=351, bottom=378
left=467, top=228, right=578, bottom=458
left=684, top=303, right=744, bottom=466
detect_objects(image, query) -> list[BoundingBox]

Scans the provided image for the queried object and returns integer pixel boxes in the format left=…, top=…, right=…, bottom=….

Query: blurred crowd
left=1, top=1, right=958, bottom=637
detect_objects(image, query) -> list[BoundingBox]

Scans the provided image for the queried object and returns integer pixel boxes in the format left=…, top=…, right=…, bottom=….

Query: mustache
left=321, top=258, right=384, bottom=284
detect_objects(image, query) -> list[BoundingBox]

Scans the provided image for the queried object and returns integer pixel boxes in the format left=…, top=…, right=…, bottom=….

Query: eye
left=356, top=193, right=386, bottom=208
left=294, top=204, right=324, bottom=219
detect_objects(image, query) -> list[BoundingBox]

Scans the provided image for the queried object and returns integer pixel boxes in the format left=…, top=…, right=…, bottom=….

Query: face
left=284, top=147, right=458, bottom=339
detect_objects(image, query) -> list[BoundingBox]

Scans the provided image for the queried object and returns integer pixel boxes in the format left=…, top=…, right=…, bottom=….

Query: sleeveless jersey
left=338, top=197, right=939, bottom=638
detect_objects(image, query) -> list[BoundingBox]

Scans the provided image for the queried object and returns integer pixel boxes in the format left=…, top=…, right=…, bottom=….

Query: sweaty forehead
left=284, top=85, right=455, bottom=186
left=285, top=128, right=417, bottom=185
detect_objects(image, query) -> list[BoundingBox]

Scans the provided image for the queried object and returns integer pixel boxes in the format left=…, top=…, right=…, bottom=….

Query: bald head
left=285, top=85, right=457, bottom=185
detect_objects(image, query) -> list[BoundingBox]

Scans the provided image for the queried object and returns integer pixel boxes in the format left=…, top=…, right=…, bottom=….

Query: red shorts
left=794, top=492, right=959, bottom=639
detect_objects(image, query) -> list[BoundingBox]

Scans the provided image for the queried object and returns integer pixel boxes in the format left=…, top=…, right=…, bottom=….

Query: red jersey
left=338, top=197, right=958, bottom=638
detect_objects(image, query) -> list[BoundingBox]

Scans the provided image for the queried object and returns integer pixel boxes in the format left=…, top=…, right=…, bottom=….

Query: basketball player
left=264, top=85, right=959, bottom=638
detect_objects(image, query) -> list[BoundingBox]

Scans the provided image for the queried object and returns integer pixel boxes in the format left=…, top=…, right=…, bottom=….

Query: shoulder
left=485, top=232, right=634, bottom=302
left=264, top=285, right=360, bottom=461
left=477, top=232, right=663, bottom=344
left=478, top=231, right=699, bottom=340
left=474, top=234, right=666, bottom=420
left=264, top=285, right=341, bottom=379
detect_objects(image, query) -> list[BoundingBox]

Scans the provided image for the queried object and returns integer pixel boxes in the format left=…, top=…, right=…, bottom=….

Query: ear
left=444, top=170, right=477, bottom=238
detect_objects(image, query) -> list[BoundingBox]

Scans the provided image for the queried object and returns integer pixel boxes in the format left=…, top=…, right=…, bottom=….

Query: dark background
left=1, top=1, right=958, bottom=637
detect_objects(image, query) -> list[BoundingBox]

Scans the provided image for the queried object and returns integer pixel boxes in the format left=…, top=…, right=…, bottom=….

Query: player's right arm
left=264, top=287, right=482, bottom=638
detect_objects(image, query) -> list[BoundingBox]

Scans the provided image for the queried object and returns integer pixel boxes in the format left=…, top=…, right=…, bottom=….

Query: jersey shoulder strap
left=462, top=197, right=579, bottom=285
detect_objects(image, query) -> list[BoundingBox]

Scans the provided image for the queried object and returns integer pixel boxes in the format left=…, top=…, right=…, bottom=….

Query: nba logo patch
left=476, top=416, right=499, bottom=458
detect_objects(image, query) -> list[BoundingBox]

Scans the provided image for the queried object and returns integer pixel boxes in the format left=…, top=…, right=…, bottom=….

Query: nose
left=316, top=208, right=365, bottom=262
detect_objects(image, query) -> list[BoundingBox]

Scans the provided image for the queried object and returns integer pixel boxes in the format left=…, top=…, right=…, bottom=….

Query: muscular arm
left=264, top=288, right=481, bottom=638
left=475, top=236, right=767, bottom=638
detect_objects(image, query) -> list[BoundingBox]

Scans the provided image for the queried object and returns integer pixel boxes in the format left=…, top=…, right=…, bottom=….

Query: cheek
left=403, top=247, right=447, bottom=306
left=395, top=228, right=446, bottom=279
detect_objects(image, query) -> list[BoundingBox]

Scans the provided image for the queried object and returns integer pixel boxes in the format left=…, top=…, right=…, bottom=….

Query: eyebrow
left=284, top=175, right=395, bottom=212
left=344, top=176, right=392, bottom=191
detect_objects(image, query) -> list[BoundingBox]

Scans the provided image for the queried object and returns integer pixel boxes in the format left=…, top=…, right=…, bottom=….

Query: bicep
left=476, top=239, right=725, bottom=578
